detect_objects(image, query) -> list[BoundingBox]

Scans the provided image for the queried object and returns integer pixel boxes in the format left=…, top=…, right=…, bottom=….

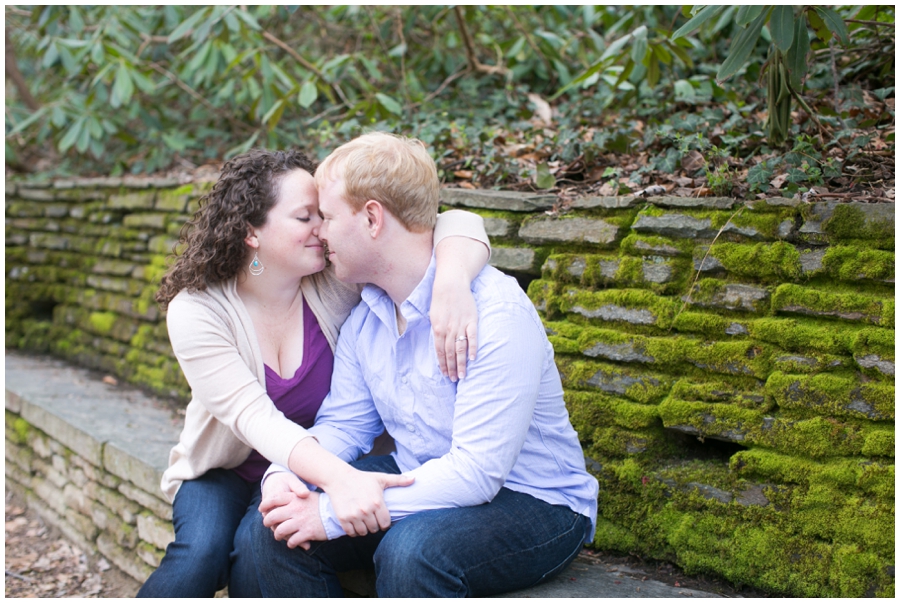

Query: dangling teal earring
left=249, top=251, right=264, bottom=276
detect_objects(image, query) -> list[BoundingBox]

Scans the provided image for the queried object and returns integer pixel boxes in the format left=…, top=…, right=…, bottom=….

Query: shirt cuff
left=261, top=463, right=315, bottom=493
left=317, top=492, right=348, bottom=540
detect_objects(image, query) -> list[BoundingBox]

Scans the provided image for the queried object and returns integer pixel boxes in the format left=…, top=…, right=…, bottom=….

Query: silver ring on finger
left=455, top=336, right=468, bottom=342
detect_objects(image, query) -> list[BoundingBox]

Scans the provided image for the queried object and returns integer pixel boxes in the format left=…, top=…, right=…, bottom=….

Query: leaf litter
left=5, top=490, right=140, bottom=598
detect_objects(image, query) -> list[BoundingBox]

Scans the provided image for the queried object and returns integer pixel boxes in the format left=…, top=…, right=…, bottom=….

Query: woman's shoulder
left=167, top=282, right=236, bottom=321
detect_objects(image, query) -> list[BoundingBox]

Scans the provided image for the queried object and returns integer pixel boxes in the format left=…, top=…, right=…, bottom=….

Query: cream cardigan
left=160, top=210, right=488, bottom=501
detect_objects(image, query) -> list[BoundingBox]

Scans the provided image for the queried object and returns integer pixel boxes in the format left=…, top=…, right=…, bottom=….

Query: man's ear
left=363, top=200, right=385, bottom=238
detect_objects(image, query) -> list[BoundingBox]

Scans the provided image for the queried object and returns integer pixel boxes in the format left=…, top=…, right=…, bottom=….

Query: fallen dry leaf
left=769, top=173, right=789, bottom=189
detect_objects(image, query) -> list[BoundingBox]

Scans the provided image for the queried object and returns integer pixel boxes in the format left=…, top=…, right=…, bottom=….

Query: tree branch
left=844, top=19, right=894, bottom=27
left=261, top=29, right=353, bottom=109
left=408, top=65, right=469, bottom=109
left=5, top=30, right=40, bottom=112
left=147, top=62, right=256, bottom=134
left=504, top=7, right=554, bottom=81
left=453, top=6, right=508, bottom=76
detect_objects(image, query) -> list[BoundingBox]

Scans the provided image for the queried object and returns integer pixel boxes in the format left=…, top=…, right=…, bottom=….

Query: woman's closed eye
left=296, top=217, right=311, bottom=222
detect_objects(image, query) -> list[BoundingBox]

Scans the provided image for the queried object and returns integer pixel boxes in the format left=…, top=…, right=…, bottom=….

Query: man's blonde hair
left=316, top=132, right=439, bottom=232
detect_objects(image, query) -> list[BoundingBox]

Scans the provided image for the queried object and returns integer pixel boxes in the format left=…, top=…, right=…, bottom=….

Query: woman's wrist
left=287, top=435, right=354, bottom=490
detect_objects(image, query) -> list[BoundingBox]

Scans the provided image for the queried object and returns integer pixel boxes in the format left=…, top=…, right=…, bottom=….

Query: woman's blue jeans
left=251, top=455, right=591, bottom=597
left=137, top=468, right=262, bottom=598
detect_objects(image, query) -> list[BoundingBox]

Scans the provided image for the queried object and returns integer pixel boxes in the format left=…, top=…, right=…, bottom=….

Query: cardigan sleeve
left=433, top=209, right=491, bottom=259
left=166, top=292, right=312, bottom=468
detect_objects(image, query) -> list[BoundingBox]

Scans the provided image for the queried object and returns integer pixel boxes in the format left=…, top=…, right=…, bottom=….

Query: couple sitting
left=140, top=132, right=599, bottom=598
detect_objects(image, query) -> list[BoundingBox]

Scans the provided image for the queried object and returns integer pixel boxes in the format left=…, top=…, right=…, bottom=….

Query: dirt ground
left=5, top=489, right=141, bottom=598
left=6, top=486, right=770, bottom=598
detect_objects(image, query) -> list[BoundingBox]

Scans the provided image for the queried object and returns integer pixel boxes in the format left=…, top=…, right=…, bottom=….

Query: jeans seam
left=458, top=510, right=586, bottom=593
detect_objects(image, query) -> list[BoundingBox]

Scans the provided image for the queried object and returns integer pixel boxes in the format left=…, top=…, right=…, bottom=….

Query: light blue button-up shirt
left=310, top=258, right=599, bottom=542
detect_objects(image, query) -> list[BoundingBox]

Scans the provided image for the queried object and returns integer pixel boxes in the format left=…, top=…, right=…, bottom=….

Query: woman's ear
left=363, top=200, right=384, bottom=238
left=244, top=226, right=260, bottom=249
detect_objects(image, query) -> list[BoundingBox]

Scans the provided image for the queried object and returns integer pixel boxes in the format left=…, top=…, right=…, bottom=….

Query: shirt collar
left=361, top=253, right=436, bottom=325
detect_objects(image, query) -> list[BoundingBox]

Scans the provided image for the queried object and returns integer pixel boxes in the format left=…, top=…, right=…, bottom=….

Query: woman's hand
left=320, top=469, right=414, bottom=537
left=430, top=277, right=479, bottom=382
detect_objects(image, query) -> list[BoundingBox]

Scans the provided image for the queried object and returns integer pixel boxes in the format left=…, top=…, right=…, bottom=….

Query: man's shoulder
left=472, top=265, right=533, bottom=310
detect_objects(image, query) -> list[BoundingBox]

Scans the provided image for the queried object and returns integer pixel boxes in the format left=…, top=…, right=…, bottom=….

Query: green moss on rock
left=552, top=286, right=682, bottom=330
left=707, top=241, right=802, bottom=281
left=772, top=284, right=888, bottom=326
left=823, top=203, right=894, bottom=250
left=556, top=357, right=673, bottom=403
left=730, top=449, right=894, bottom=499
left=822, top=246, right=894, bottom=282
left=766, top=371, right=894, bottom=421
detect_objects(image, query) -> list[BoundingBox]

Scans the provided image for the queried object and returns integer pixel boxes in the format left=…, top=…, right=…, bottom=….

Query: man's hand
left=263, top=470, right=312, bottom=502
left=259, top=476, right=325, bottom=550
left=323, top=469, right=414, bottom=537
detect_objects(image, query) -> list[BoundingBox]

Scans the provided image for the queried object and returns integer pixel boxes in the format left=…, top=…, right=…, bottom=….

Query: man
left=251, top=132, right=599, bottom=597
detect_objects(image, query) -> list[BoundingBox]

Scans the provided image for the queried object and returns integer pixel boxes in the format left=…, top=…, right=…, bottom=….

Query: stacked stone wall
left=5, top=178, right=895, bottom=596
left=5, top=354, right=179, bottom=585
left=5, top=177, right=208, bottom=400
left=441, top=190, right=895, bottom=598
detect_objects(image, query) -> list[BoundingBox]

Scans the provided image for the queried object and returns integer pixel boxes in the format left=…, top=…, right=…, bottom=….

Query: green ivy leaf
left=630, top=26, right=648, bottom=65
left=535, top=162, right=556, bottom=189
left=646, top=49, right=660, bottom=87
left=260, top=98, right=286, bottom=130
left=747, top=161, right=773, bottom=192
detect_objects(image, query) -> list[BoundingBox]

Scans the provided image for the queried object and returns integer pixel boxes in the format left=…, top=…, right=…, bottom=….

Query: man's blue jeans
left=251, top=455, right=591, bottom=597
left=137, top=468, right=262, bottom=598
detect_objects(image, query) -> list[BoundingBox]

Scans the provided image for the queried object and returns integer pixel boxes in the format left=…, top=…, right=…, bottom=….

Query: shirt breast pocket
left=415, top=375, right=457, bottom=434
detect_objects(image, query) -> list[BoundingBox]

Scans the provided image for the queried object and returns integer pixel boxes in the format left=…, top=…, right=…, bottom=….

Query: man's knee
left=373, top=517, right=464, bottom=597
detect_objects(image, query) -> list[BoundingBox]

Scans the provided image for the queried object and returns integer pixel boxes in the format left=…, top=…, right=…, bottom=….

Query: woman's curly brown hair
left=155, top=148, right=316, bottom=310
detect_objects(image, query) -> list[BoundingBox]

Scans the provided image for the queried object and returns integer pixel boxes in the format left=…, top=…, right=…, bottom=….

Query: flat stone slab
left=496, top=555, right=722, bottom=598
left=5, top=352, right=180, bottom=500
left=441, top=188, right=556, bottom=212
left=490, top=247, right=537, bottom=273
left=520, top=217, right=619, bottom=245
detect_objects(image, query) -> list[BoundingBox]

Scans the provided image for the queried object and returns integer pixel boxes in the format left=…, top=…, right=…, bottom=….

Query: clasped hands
left=259, top=469, right=414, bottom=550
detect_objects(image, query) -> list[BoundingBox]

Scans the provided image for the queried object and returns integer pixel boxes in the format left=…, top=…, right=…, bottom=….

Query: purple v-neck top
left=233, top=296, right=334, bottom=482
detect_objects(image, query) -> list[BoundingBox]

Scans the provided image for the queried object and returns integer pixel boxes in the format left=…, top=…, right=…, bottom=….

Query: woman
left=138, top=148, right=489, bottom=597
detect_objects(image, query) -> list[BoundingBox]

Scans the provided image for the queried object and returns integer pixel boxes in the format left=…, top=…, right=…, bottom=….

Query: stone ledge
left=5, top=353, right=177, bottom=502
left=4, top=351, right=721, bottom=598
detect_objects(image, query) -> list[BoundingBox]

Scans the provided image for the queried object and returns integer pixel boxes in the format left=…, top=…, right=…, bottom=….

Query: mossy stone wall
left=440, top=191, right=894, bottom=598
left=6, top=178, right=895, bottom=597
left=5, top=177, right=210, bottom=399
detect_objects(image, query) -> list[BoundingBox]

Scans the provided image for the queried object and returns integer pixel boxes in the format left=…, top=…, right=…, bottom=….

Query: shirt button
left=401, top=376, right=408, bottom=384
left=406, top=423, right=416, bottom=433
